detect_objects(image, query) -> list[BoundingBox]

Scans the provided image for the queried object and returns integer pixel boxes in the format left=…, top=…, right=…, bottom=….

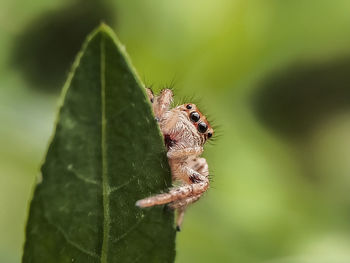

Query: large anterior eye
left=198, top=122, right=208, bottom=133
left=190, top=112, right=200, bottom=122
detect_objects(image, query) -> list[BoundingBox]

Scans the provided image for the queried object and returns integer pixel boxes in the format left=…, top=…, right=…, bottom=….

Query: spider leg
left=170, top=194, right=202, bottom=209
left=146, top=88, right=173, bottom=120
left=146, top=88, right=154, bottom=103
left=154, top=89, right=173, bottom=118
left=175, top=206, right=186, bottom=231
left=135, top=166, right=209, bottom=208
left=135, top=181, right=208, bottom=207
left=170, top=157, right=209, bottom=230
left=171, top=194, right=202, bottom=231
left=187, top=157, right=209, bottom=177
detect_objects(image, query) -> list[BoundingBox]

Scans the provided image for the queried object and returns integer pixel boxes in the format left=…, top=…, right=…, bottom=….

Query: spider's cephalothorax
left=136, top=88, right=213, bottom=231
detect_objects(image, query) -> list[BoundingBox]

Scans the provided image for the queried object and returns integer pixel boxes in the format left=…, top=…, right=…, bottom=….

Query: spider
left=136, top=88, right=214, bottom=231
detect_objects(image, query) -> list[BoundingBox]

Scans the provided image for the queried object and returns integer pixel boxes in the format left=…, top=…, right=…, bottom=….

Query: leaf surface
left=22, top=24, right=176, bottom=263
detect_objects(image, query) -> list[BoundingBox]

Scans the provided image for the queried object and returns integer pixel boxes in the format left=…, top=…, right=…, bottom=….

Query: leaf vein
left=43, top=214, right=99, bottom=259
left=100, top=32, right=110, bottom=263
left=113, top=217, right=145, bottom=245
left=69, top=170, right=100, bottom=185
left=108, top=176, right=137, bottom=195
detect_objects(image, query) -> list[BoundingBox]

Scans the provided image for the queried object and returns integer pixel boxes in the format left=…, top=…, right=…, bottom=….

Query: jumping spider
left=136, top=88, right=214, bottom=231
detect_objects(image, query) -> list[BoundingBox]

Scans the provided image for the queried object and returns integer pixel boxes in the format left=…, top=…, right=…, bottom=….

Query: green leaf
left=22, top=24, right=176, bottom=263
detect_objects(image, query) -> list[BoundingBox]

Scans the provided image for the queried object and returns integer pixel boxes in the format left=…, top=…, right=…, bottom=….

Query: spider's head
left=180, top=103, right=214, bottom=142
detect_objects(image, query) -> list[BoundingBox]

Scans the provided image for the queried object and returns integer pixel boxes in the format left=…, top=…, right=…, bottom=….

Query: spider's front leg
left=135, top=173, right=209, bottom=208
left=169, top=194, right=202, bottom=209
left=146, top=88, right=173, bottom=120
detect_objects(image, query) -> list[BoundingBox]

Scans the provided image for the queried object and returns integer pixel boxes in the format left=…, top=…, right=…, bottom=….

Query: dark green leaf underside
left=22, top=24, right=175, bottom=263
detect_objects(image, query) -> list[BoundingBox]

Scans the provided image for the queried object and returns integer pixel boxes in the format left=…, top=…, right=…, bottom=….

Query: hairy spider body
left=136, top=88, right=213, bottom=231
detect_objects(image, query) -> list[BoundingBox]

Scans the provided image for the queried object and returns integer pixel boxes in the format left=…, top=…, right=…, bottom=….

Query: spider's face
left=179, top=103, right=214, bottom=142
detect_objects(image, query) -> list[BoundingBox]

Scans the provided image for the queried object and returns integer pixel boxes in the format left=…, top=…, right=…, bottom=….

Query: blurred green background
left=2, top=0, right=350, bottom=262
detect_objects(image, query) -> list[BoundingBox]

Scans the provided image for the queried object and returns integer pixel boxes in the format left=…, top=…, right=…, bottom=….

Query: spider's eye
left=208, top=132, right=213, bottom=138
left=198, top=122, right=208, bottom=133
left=190, top=112, right=200, bottom=122
left=186, top=104, right=192, bottom=109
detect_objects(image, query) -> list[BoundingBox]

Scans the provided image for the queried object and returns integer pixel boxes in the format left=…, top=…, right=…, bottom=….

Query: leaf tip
left=98, top=22, right=112, bottom=32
